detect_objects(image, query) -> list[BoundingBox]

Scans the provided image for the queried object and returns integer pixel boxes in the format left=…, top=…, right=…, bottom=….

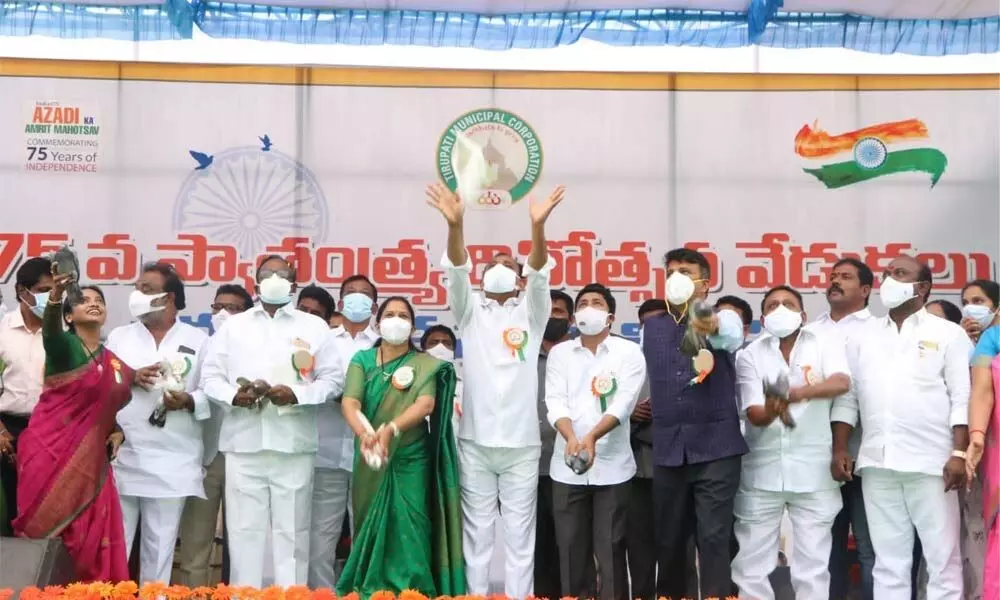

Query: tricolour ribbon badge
left=502, top=328, right=528, bottom=362
left=291, top=350, right=315, bottom=382
left=591, top=374, right=617, bottom=412
left=688, top=349, right=715, bottom=386
left=392, top=366, right=415, bottom=391
left=111, top=358, right=123, bottom=385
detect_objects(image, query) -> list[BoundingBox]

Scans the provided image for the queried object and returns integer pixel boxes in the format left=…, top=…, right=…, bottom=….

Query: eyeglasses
left=211, top=302, right=246, bottom=313
left=258, top=268, right=293, bottom=281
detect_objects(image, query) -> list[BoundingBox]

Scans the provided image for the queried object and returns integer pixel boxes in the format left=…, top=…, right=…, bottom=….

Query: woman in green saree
left=337, top=296, right=465, bottom=599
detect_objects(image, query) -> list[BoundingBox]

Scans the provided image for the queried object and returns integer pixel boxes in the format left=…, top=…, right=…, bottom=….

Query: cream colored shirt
left=0, top=308, right=45, bottom=416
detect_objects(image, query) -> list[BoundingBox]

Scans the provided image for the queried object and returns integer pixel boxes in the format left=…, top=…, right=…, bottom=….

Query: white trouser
left=120, top=495, right=187, bottom=584
left=225, top=451, right=315, bottom=587
left=862, top=467, right=962, bottom=600
left=458, top=440, right=540, bottom=600
left=307, top=467, right=352, bottom=588
left=732, top=485, right=841, bottom=600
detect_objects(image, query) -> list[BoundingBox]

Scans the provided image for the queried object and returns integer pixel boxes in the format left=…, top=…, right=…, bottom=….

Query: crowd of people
left=0, top=182, right=998, bottom=600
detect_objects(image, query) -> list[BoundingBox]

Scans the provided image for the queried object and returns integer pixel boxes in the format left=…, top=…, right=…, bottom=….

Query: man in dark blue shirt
left=641, top=248, right=747, bottom=599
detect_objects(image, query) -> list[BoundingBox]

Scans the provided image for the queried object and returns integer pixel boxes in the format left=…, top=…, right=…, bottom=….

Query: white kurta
left=107, top=320, right=210, bottom=499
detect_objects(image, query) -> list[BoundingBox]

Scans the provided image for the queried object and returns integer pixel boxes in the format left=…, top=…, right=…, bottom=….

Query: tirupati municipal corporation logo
left=173, top=135, right=330, bottom=258
left=436, top=108, right=543, bottom=210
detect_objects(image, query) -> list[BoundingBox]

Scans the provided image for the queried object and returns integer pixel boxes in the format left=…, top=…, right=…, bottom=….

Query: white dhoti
left=307, top=466, right=352, bottom=588
left=225, top=451, right=315, bottom=587
left=862, top=467, right=962, bottom=600
left=120, top=495, right=187, bottom=584
left=458, top=440, right=540, bottom=600
left=732, top=485, right=842, bottom=600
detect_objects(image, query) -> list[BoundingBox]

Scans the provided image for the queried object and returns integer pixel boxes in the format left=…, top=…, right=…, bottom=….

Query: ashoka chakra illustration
left=853, top=137, right=888, bottom=171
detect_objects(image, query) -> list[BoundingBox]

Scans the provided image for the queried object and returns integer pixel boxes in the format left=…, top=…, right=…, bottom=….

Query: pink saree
left=13, top=346, right=133, bottom=582
left=983, top=354, right=1000, bottom=600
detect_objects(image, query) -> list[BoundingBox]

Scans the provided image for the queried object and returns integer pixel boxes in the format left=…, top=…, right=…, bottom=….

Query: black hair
left=637, top=298, right=668, bottom=319
left=16, top=257, right=53, bottom=291
left=917, top=261, right=933, bottom=302
left=550, top=290, right=574, bottom=315
left=962, top=279, right=1000, bottom=309
left=374, top=295, right=417, bottom=350
left=420, top=324, right=457, bottom=351
left=298, top=285, right=336, bottom=320
left=142, top=262, right=186, bottom=311
left=215, top=284, right=254, bottom=311
left=575, top=283, right=617, bottom=315
left=927, top=299, right=963, bottom=324
left=715, top=295, right=754, bottom=327
left=340, top=274, right=378, bottom=301
left=761, top=285, right=804, bottom=314
left=831, top=257, right=875, bottom=307
left=255, top=254, right=296, bottom=281
left=664, top=248, right=711, bottom=280
left=63, top=285, right=106, bottom=332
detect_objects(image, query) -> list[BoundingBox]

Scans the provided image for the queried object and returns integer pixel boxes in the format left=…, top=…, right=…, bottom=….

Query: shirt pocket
left=272, top=337, right=316, bottom=386
left=909, top=340, right=945, bottom=383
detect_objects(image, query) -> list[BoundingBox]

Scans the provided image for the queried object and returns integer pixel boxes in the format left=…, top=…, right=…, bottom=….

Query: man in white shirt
left=0, top=257, right=53, bottom=535
left=733, top=285, right=851, bottom=600
left=176, top=284, right=255, bottom=586
left=426, top=181, right=565, bottom=599
left=201, top=255, right=344, bottom=587
left=304, top=276, right=379, bottom=589
left=832, top=255, right=972, bottom=600
left=811, top=257, right=877, bottom=600
left=107, top=262, right=210, bottom=584
left=546, top=283, right=645, bottom=600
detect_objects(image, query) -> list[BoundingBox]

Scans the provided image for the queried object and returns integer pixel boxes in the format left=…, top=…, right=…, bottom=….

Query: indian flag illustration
left=795, top=118, right=948, bottom=189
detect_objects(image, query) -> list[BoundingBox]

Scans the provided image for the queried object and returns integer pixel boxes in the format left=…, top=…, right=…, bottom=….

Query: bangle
left=970, top=428, right=986, bottom=437
left=389, top=421, right=400, bottom=438
left=47, top=298, right=62, bottom=306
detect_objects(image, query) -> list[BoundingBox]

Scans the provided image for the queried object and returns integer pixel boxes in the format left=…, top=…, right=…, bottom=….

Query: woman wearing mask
left=13, top=266, right=147, bottom=581
left=337, top=297, right=465, bottom=598
left=964, top=279, right=1000, bottom=600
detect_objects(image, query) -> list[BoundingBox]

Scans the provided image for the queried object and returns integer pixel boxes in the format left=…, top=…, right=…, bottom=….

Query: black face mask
left=543, top=317, right=570, bottom=342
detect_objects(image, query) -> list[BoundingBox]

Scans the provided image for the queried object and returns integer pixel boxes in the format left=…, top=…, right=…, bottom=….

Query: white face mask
left=426, top=343, right=455, bottom=362
left=879, top=276, right=916, bottom=310
left=575, top=306, right=610, bottom=336
left=379, top=316, right=412, bottom=346
left=211, top=310, right=231, bottom=333
left=128, top=290, right=167, bottom=319
left=666, top=272, right=696, bottom=305
left=962, top=304, right=997, bottom=328
left=258, top=274, right=293, bottom=306
left=763, top=305, right=803, bottom=339
left=482, top=264, right=518, bottom=295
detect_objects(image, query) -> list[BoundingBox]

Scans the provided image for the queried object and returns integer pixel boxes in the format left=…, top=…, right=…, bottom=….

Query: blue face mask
left=21, top=290, right=49, bottom=319
left=341, top=293, right=374, bottom=324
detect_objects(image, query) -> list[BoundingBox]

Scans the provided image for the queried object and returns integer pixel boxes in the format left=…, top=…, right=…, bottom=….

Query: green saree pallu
left=336, top=349, right=465, bottom=599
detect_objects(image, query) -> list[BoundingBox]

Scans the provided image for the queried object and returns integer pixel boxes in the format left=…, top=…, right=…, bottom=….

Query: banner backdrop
left=1, top=62, right=998, bottom=352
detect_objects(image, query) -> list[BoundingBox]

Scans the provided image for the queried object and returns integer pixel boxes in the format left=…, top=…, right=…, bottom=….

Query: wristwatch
left=951, top=450, right=968, bottom=460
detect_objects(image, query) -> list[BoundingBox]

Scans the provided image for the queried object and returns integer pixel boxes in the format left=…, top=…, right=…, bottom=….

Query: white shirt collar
left=332, top=323, right=380, bottom=343
left=816, top=307, right=872, bottom=324
left=879, top=307, right=929, bottom=329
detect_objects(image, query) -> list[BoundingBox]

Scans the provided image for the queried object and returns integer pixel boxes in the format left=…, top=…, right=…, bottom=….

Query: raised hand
left=49, top=262, right=76, bottom=302
left=528, top=185, right=566, bottom=226
left=425, top=182, right=465, bottom=227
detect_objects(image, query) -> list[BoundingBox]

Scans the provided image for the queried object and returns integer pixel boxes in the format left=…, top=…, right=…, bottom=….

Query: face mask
left=426, top=343, right=455, bottom=362
left=341, top=293, right=374, bottom=324
left=878, top=276, right=916, bottom=310
left=962, top=304, right=996, bottom=328
left=211, top=310, right=231, bottom=333
left=666, top=272, right=696, bottom=305
left=379, top=316, right=412, bottom=346
left=482, top=264, right=518, bottom=295
left=258, top=274, right=293, bottom=306
left=543, top=317, right=570, bottom=343
left=21, top=290, right=49, bottom=319
left=128, top=290, right=167, bottom=319
left=574, top=307, right=610, bottom=336
left=763, top=305, right=802, bottom=339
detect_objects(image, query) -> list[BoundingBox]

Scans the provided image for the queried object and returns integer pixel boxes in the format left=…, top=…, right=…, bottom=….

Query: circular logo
left=853, top=137, right=888, bottom=170
left=436, top=109, right=543, bottom=210
left=592, top=374, right=616, bottom=396
left=392, top=365, right=415, bottom=390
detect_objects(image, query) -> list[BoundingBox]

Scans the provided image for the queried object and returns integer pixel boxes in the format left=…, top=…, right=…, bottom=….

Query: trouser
left=732, top=485, right=842, bottom=600
left=533, top=475, right=562, bottom=600
left=307, top=467, right=352, bottom=588
left=830, top=474, right=876, bottom=600
left=225, top=451, right=315, bottom=587
left=653, top=456, right=741, bottom=600
left=120, top=495, right=187, bottom=584
left=0, top=413, right=29, bottom=536
left=176, top=454, right=227, bottom=587
left=458, top=440, right=540, bottom=599
left=551, top=481, right=629, bottom=600
left=626, top=476, right=657, bottom=600
left=862, top=468, right=962, bottom=600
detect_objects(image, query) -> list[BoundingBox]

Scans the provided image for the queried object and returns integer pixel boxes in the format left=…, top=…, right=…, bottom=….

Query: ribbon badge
left=291, top=350, right=315, bottom=382
left=502, top=328, right=528, bottom=362
left=392, top=365, right=415, bottom=391
left=688, top=349, right=715, bottom=386
left=110, top=358, right=123, bottom=385
left=591, top=373, right=618, bottom=411
left=802, top=365, right=820, bottom=385
left=170, top=356, right=192, bottom=381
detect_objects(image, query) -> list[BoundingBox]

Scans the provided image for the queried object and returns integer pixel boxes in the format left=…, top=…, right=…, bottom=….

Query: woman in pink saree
left=967, top=323, right=1000, bottom=599
left=13, top=271, right=136, bottom=582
